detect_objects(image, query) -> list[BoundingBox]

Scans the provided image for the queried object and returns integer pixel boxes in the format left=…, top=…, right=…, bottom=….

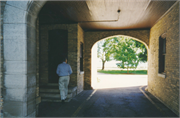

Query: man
left=56, top=57, right=73, bottom=102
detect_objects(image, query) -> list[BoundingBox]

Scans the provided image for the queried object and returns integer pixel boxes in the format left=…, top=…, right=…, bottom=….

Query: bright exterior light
left=92, top=74, right=147, bottom=89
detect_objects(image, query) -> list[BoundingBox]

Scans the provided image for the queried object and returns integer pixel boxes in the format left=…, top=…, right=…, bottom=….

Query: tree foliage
left=112, top=37, right=140, bottom=73
left=135, top=41, right=147, bottom=62
left=97, top=36, right=147, bottom=72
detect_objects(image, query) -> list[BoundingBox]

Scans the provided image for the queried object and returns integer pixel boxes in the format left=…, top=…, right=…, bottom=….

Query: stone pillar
left=2, top=1, right=46, bottom=117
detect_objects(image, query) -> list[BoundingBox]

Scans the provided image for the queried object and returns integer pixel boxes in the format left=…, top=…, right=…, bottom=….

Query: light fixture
left=79, top=9, right=121, bottom=23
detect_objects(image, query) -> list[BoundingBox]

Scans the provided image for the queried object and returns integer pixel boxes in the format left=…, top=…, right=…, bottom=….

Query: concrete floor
left=38, top=86, right=178, bottom=117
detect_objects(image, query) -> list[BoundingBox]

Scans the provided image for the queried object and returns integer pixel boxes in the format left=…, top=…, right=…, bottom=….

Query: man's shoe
left=61, top=100, right=65, bottom=103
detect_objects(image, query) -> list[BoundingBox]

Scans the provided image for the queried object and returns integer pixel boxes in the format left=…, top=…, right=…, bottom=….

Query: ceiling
left=39, top=0, right=177, bottom=30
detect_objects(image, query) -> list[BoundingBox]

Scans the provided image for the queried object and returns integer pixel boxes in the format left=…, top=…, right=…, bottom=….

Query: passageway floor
left=38, top=86, right=178, bottom=117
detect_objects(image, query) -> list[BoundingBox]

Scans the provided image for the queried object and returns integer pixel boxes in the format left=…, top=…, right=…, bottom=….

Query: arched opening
left=91, top=35, right=148, bottom=89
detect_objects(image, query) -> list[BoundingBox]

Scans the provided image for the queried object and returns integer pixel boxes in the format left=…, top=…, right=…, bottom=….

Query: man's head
left=63, top=57, right=67, bottom=63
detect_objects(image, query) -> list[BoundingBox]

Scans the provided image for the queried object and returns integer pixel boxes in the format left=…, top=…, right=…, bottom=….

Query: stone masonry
left=0, top=1, right=7, bottom=117
left=2, top=1, right=46, bottom=117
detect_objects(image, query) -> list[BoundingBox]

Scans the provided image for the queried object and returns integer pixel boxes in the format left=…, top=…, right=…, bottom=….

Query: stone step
left=39, top=86, right=77, bottom=93
left=40, top=92, right=73, bottom=99
left=40, top=89, right=77, bottom=102
left=41, top=97, right=72, bottom=102
left=40, top=83, right=59, bottom=86
left=39, top=85, right=77, bottom=102
left=40, top=89, right=59, bottom=93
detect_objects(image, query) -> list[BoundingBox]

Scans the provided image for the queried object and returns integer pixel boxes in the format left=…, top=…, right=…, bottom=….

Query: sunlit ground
left=92, top=72, right=148, bottom=89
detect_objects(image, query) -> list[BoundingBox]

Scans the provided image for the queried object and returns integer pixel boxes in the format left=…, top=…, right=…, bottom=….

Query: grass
left=98, top=70, right=147, bottom=74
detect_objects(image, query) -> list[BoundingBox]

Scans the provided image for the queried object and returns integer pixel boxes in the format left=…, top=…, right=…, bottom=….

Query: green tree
left=97, top=36, right=147, bottom=72
left=135, top=41, right=147, bottom=62
left=112, top=37, right=146, bottom=73
left=97, top=38, right=113, bottom=70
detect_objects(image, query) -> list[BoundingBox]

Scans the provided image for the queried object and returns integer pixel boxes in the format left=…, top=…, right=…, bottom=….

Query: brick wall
left=68, top=24, right=78, bottom=87
left=84, top=30, right=150, bottom=89
left=148, top=2, right=179, bottom=115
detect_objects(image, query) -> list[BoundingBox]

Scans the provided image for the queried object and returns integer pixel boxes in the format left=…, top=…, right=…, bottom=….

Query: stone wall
left=84, top=30, right=150, bottom=89
left=2, top=1, right=46, bottom=117
left=0, top=1, right=7, bottom=117
left=148, top=3, right=179, bottom=115
left=39, top=24, right=84, bottom=94
left=36, top=18, right=40, bottom=116
left=2, top=1, right=84, bottom=116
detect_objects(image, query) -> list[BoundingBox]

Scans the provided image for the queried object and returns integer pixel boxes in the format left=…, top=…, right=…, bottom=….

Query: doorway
left=48, top=29, right=68, bottom=83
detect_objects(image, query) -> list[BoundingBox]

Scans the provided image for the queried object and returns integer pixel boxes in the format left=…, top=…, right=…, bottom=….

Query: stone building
left=0, top=0, right=179, bottom=117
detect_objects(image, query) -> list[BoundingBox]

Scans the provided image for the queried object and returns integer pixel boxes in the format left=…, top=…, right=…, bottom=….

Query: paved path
left=92, top=72, right=148, bottom=89
left=38, top=86, right=177, bottom=117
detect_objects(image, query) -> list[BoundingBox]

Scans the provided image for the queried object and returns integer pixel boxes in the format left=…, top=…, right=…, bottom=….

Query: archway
left=84, top=30, right=149, bottom=90
left=91, top=35, right=148, bottom=89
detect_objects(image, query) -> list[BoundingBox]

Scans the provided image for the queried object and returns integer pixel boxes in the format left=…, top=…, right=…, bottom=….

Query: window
left=80, top=43, right=83, bottom=71
left=158, top=35, right=166, bottom=74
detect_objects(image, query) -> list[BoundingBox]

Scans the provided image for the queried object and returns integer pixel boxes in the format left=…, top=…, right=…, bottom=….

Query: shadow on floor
left=38, top=86, right=178, bottom=117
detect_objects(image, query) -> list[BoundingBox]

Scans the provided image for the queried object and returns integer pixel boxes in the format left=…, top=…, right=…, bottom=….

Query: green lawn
left=98, top=70, right=147, bottom=74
